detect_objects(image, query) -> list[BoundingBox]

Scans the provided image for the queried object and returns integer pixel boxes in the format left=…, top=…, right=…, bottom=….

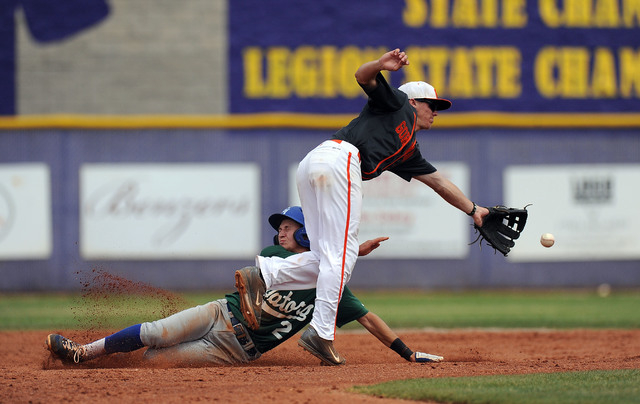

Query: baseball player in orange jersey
left=235, top=49, right=489, bottom=365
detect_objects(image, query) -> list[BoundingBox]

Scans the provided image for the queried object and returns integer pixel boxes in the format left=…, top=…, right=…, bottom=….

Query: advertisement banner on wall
left=504, top=164, right=640, bottom=262
left=289, top=162, right=470, bottom=259
left=0, top=163, right=52, bottom=259
left=230, top=0, right=639, bottom=115
left=80, top=163, right=260, bottom=259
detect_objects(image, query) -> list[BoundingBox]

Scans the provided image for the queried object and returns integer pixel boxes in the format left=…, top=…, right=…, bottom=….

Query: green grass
left=0, top=292, right=224, bottom=330
left=352, top=369, right=640, bottom=404
left=341, top=289, right=640, bottom=330
left=0, top=294, right=81, bottom=329
left=1, top=289, right=639, bottom=330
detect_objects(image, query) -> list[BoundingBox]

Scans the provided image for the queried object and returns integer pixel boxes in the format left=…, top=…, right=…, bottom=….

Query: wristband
left=390, top=338, right=413, bottom=361
left=467, top=202, right=477, bottom=216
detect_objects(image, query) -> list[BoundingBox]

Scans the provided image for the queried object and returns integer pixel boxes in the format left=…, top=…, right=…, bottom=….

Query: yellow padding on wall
left=1, top=113, right=640, bottom=130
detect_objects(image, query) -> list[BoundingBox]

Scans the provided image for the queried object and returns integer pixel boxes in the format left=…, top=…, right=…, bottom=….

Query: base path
left=2, top=329, right=639, bottom=403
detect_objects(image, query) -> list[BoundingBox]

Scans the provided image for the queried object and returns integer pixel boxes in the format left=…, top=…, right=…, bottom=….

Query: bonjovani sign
left=80, top=163, right=260, bottom=259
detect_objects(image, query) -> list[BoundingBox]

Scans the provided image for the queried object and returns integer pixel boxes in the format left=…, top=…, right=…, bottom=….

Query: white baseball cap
left=398, top=81, right=452, bottom=111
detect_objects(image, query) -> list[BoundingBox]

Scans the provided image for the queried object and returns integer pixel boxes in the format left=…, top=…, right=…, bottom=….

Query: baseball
left=540, top=233, right=555, bottom=247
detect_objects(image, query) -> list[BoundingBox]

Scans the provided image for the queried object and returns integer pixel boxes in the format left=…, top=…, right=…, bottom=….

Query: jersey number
left=272, top=321, right=292, bottom=340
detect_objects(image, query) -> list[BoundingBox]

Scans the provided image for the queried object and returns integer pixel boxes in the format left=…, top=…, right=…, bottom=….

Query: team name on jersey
left=396, top=120, right=417, bottom=162
left=263, top=290, right=314, bottom=321
left=395, top=121, right=411, bottom=144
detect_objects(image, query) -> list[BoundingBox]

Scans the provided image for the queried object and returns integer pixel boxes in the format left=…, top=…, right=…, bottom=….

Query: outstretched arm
left=355, top=48, right=409, bottom=88
left=358, top=236, right=389, bottom=257
left=414, top=171, right=489, bottom=227
left=357, top=312, right=396, bottom=346
left=357, top=312, right=443, bottom=363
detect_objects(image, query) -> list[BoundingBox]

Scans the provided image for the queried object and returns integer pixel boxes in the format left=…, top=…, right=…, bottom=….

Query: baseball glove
left=471, top=205, right=529, bottom=256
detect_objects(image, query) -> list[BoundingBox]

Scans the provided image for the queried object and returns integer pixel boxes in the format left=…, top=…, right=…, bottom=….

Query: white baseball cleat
left=414, top=351, right=444, bottom=363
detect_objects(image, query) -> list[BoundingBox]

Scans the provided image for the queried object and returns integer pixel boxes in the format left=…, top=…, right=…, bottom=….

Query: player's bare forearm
left=356, top=312, right=398, bottom=347
left=355, top=49, right=409, bottom=87
left=415, top=172, right=488, bottom=227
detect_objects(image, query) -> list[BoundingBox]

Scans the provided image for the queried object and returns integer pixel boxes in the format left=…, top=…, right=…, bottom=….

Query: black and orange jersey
left=332, top=73, right=436, bottom=181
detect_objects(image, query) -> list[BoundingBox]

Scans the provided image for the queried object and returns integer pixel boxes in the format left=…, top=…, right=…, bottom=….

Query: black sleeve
left=389, top=145, right=437, bottom=181
left=361, top=73, right=405, bottom=113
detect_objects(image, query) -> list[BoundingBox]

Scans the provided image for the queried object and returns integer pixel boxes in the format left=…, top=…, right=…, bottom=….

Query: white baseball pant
left=257, top=140, right=362, bottom=340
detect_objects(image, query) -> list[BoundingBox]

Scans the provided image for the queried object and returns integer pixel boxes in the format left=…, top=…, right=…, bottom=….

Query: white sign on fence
left=0, top=164, right=52, bottom=259
left=80, top=163, right=260, bottom=259
left=505, top=164, right=640, bottom=262
left=289, top=162, right=470, bottom=259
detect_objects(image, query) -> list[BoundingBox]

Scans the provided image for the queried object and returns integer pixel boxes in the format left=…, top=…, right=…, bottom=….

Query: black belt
left=227, top=302, right=259, bottom=358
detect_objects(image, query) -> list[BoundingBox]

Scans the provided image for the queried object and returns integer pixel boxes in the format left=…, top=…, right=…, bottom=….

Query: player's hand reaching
left=358, top=236, right=389, bottom=257
left=379, top=48, right=409, bottom=72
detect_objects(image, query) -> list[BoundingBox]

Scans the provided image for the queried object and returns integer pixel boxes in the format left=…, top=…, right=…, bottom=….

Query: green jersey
left=225, top=245, right=369, bottom=354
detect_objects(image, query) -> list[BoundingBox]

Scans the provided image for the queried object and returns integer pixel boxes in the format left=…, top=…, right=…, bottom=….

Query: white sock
left=82, top=338, right=106, bottom=360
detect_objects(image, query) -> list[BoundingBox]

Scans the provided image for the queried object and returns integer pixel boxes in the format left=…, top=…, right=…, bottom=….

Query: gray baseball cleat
left=46, top=334, right=86, bottom=363
left=234, top=266, right=266, bottom=330
left=298, top=326, right=346, bottom=366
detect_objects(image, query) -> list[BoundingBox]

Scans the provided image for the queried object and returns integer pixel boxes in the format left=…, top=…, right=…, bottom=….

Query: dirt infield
left=2, top=329, right=639, bottom=403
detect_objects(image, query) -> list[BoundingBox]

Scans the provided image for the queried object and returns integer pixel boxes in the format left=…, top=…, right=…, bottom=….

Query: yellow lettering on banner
left=481, top=0, right=498, bottom=26
left=619, top=48, right=640, bottom=97
left=405, top=0, right=636, bottom=27
left=292, top=46, right=317, bottom=97
left=402, top=0, right=526, bottom=27
left=244, top=45, right=636, bottom=101
left=566, top=0, right=591, bottom=27
left=450, top=48, right=475, bottom=96
left=539, top=0, right=562, bottom=26
left=535, top=46, right=640, bottom=98
left=496, top=48, right=522, bottom=97
left=594, top=0, right=620, bottom=27
left=540, top=0, right=639, bottom=27
left=339, top=47, right=372, bottom=98
left=319, top=47, right=337, bottom=97
left=452, top=0, right=480, bottom=27
left=563, top=48, right=590, bottom=97
left=403, top=47, right=450, bottom=88
left=244, top=47, right=266, bottom=97
left=623, top=0, right=640, bottom=26
left=403, top=0, right=428, bottom=27
left=242, top=46, right=387, bottom=99
left=405, top=46, right=521, bottom=98
left=592, top=48, right=617, bottom=97
left=267, top=47, right=290, bottom=98
left=535, top=48, right=556, bottom=97
left=474, top=48, right=497, bottom=96
left=535, top=47, right=589, bottom=96
left=504, top=0, right=528, bottom=27
left=432, top=0, right=450, bottom=27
